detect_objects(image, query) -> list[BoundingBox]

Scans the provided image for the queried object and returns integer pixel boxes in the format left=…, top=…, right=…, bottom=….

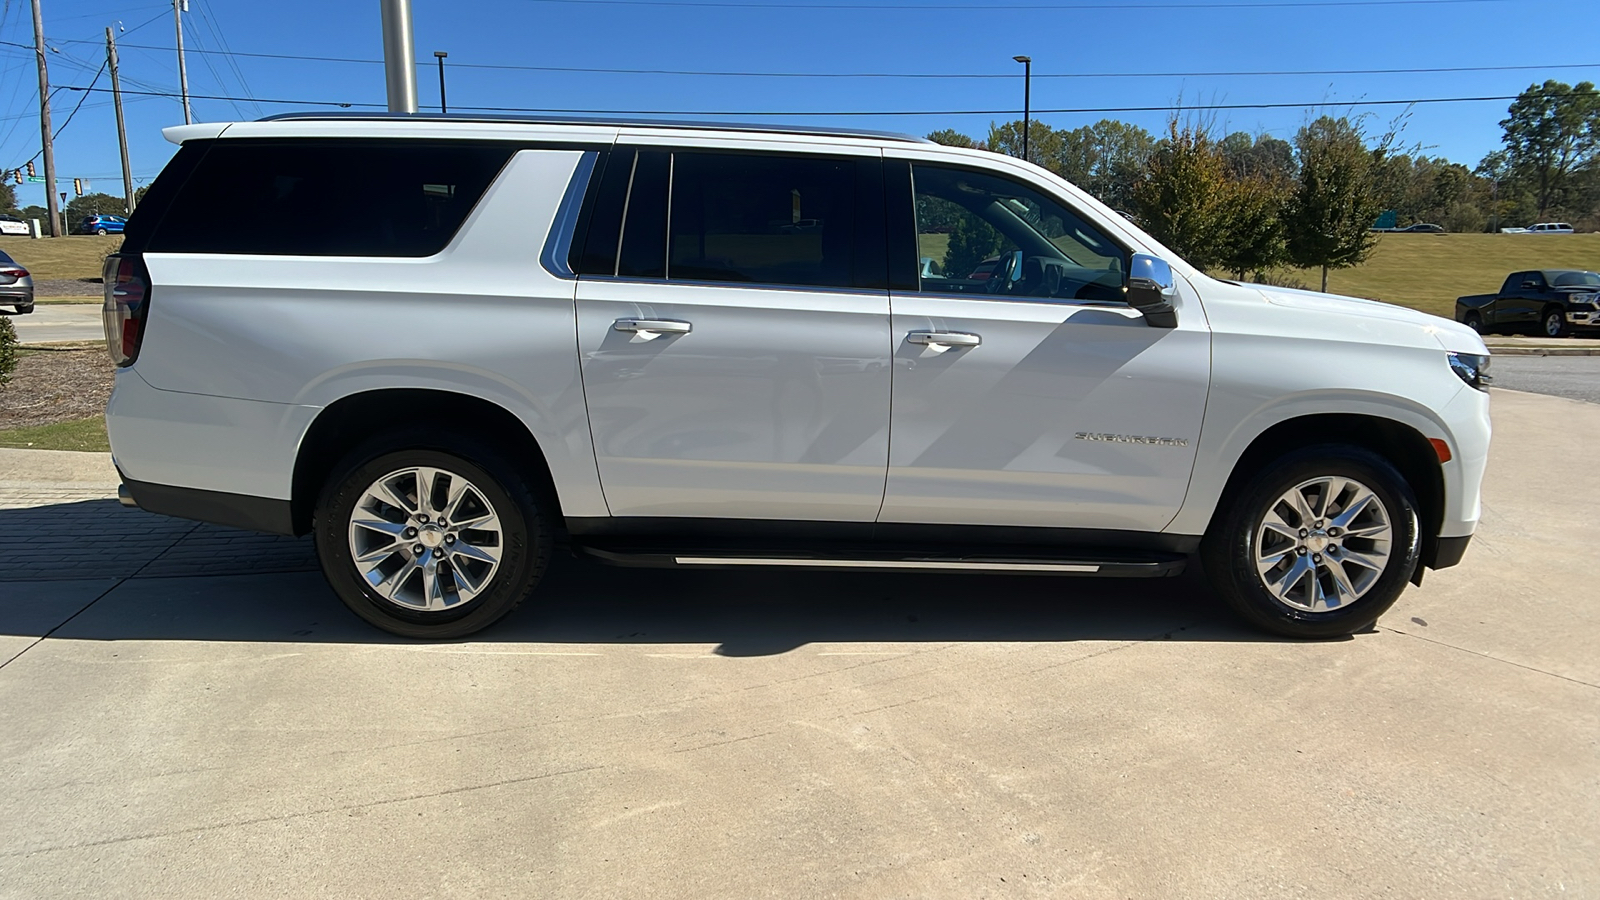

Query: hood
left=1254, top=284, right=1489, bottom=355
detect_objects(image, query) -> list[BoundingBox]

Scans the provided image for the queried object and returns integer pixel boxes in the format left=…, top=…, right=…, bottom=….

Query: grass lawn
left=0, top=234, right=121, bottom=281
left=1264, top=232, right=1600, bottom=319
left=0, top=416, right=109, bottom=452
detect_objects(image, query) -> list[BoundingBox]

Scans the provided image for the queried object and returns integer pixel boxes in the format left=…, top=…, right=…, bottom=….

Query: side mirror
left=1126, top=253, right=1179, bottom=328
left=1521, top=280, right=1539, bottom=290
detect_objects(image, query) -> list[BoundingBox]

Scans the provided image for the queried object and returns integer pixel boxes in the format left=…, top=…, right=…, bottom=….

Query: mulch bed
left=0, top=349, right=114, bottom=428
left=32, top=278, right=103, bottom=298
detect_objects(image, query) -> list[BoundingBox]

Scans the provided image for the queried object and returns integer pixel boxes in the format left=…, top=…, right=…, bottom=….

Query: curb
left=1486, top=347, right=1600, bottom=357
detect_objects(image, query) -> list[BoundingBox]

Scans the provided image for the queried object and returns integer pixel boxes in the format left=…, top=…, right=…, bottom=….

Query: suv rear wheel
left=313, top=437, right=550, bottom=638
left=1202, top=445, right=1421, bottom=638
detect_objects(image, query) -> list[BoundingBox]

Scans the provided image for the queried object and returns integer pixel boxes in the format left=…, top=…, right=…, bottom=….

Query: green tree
left=65, top=192, right=127, bottom=223
left=1216, top=175, right=1289, bottom=279
left=0, top=181, right=16, bottom=214
left=1497, top=80, right=1600, bottom=218
left=1131, top=122, right=1231, bottom=271
left=1048, top=120, right=1155, bottom=211
left=1283, top=116, right=1384, bottom=292
left=926, top=129, right=978, bottom=148
left=942, top=211, right=1003, bottom=280
left=986, top=119, right=1060, bottom=165
left=1220, top=132, right=1296, bottom=184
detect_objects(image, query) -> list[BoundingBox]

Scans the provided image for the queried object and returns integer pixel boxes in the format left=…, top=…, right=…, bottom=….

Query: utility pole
left=29, top=0, right=60, bottom=237
left=107, top=27, right=135, bottom=214
left=380, top=0, right=418, bottom=114
left=173, top=0, right=192, bottom=125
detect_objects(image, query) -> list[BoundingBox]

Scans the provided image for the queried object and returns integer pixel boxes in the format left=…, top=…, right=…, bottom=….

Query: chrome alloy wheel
left=347, top=466, right=504, bottom=612
left=1254, top=476, right=1393, bottom=613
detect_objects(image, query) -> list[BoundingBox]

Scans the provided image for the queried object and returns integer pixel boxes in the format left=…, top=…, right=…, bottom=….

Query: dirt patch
left=0, top=349, right=113, bottom=428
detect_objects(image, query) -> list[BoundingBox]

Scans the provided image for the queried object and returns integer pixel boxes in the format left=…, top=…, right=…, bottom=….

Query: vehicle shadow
left=1, top=500, right=1325, bottom=654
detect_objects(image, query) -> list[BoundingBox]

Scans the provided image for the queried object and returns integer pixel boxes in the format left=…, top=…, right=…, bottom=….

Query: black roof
left=257, top=111, right=930, bottom=145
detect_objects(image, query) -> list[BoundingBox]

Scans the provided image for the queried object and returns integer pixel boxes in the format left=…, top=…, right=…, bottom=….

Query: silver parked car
left=0, top=249, right=34, bottom=314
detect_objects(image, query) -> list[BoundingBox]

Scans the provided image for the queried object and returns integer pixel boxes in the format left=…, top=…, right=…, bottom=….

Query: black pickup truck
left=1455, top=270, right=1600, bottom=337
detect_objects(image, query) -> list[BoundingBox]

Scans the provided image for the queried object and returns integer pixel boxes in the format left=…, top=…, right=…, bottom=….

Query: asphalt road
left=2, top=390, right=1597, bottom=898
left=1491, top=354, right=1600, bottom=404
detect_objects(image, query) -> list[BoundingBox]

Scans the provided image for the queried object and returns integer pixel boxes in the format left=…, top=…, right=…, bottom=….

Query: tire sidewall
left=1544, top=309, right=1565, bottom=337
left=1206, top=446, right=1421, bottom=638
left=314, top=442, right=546, bottom=639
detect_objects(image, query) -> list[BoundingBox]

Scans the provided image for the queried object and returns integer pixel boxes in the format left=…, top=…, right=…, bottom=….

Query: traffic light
left=73, top=178, right=82, bottom=197
left=25, top=160, right=35, bottom=178
left=10, top=169, right=19, bottom=185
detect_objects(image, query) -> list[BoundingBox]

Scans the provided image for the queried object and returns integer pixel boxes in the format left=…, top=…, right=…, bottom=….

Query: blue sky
left=2, top=0, right=1597, bottom=209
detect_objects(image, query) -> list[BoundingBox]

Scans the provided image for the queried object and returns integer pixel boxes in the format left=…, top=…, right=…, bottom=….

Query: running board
left=578, top=547, right=1185, bottom=578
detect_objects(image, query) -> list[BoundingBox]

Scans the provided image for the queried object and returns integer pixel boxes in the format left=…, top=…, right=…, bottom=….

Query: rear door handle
left=907, top=330, right=981, bottom=348
left=614, top=318, right=692, bottom=337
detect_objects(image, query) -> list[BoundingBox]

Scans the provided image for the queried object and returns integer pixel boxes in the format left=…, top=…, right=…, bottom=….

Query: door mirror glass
left=1126, top=253, right=1178, bottom=328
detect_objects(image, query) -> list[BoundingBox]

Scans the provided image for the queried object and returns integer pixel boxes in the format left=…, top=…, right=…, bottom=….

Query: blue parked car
left=76, top=214, right=127, bottom=235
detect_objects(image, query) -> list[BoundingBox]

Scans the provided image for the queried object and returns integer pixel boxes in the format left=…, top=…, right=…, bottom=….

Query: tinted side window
left=667, top=152, right=869, bottom=290
left=618, top=151, right=669, bottom=279
left=147, top=140, right=514, bottom=257
left=911, top=163, right=1127, bottom=303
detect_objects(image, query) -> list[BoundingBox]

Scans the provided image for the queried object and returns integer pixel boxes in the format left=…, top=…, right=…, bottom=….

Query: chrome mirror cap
left=1127, top=253, right=1179, bottom=329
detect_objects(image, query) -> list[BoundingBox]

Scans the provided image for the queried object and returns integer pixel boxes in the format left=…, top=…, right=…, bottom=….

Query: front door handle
left=614, top=318, right=692, bottom=337
left=907, top=330, right=981, bottom=348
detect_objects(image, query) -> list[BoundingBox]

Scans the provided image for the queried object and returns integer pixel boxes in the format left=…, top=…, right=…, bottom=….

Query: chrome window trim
left=538, top=150, right=599, bottom=280
left=579, top=273, right=888, bottom=299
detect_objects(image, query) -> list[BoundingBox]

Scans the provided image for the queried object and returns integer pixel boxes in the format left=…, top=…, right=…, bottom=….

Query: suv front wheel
left=313, top=438, right=550, bottom=639
left=1202, top=445, right=1421, bottom=638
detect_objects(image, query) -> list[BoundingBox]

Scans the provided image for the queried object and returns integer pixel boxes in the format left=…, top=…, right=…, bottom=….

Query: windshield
left=1550, top=271, right=1600, bottom=288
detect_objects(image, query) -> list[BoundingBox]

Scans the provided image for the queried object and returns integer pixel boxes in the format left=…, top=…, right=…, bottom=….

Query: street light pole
left=1012, top=55, right=1032, bottom=163
left=434, top=51, right=448, bottom=114
left=380, top=0, right=418, bottom=114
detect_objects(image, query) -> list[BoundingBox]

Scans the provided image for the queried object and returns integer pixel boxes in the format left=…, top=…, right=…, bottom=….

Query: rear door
left=877, top=156, right=1210, bottom=532
left=574, top=145, right=893, bottom=521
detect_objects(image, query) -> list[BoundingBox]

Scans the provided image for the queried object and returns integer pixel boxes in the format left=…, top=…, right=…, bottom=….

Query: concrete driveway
left=1, top=389, right=1595, bottom=898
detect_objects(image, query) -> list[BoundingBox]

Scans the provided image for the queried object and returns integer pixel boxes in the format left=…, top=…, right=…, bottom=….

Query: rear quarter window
left=146, top=139, right=515, bottom=257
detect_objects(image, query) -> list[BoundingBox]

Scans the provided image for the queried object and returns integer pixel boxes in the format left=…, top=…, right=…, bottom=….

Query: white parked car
left=1525, top=222, right=1575, bottom=234
left=103, top=114, right=1492, bottom=640
left=0, top=214, right=30, bottom=236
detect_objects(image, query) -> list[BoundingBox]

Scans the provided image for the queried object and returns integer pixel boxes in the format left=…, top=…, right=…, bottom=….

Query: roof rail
left=256, top=111, right=931, bottom=144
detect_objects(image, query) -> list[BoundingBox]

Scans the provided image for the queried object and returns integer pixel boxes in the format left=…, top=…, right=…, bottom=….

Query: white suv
left=103, top=114, right=1491, bottom=639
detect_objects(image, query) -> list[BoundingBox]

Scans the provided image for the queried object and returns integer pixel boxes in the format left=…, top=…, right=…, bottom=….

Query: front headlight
left=1448, top=352, right=1492, bottom=392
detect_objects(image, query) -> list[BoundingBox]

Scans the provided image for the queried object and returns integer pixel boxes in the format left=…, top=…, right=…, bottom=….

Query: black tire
left=1542, top=307, right=1568, bottom=338
left=1462, top=311, right=1483, bottom=334
left=1201, top=444, right=1421, bottom=639
left=312, top=434, right=551, bottom=639
left=96, top=228, right=107, bottom=235
left=16, top=303, right=32, bottom=315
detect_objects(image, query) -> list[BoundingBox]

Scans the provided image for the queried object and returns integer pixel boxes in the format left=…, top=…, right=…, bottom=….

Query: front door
left=576, top=147, right=893, bottom=521
left=878, top=159, right=1210, bottom=532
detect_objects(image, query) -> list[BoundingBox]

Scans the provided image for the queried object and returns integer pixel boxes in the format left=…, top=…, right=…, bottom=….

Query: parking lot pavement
left=7, top=302, right=102, bottom=344
left=1, top=389, right=1596, bottom=898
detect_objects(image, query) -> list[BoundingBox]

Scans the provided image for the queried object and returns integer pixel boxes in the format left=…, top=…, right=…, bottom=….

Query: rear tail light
left=0, top=267, right=27, bottom=277
left=103, top=254, right=150, bottom=367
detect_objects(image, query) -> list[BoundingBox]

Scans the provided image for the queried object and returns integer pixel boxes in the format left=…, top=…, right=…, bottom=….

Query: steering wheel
left=983, top=250, right=1020, bottom=295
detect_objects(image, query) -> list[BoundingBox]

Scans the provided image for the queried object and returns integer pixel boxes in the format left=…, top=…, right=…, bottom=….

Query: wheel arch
left=1206, top=413, right=1445, bottom=570
left=290, top=388, right=563, bottom=536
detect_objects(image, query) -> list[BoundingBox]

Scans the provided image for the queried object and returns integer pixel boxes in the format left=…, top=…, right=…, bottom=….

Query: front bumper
left=1567, top=309, right=1600, bottom=327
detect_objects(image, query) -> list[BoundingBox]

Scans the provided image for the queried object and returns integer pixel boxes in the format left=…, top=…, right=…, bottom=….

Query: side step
left=578, top=546, right=1186, bottom=578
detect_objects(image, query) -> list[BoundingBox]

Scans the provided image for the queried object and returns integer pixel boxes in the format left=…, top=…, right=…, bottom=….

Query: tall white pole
left=29, top=0, right=60, bottom=237
left=173, top=0, right=191, bottom=125
left=380, top=0, right=418, bottom=114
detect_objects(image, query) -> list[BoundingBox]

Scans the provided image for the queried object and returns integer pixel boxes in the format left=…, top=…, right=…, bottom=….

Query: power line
left=507, top=0, right=1527, bottom=8
left=56, top=83, right=1527, bottom=116
left=33, top=39, right=1600, bottom=80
